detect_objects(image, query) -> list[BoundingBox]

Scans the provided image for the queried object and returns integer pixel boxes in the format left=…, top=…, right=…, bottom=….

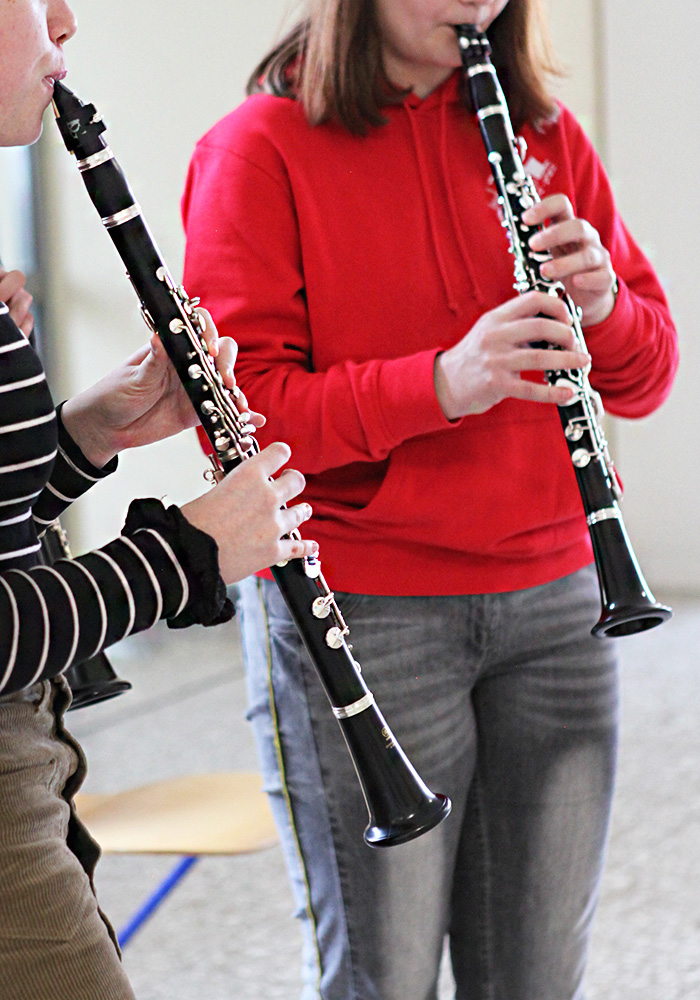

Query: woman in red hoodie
left=182, top=1, right=678, bottom=997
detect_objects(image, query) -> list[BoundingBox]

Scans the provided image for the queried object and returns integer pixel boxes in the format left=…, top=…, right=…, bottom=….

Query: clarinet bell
left=592, top=598, right=672, bottom=638
left=364, top=788, right=452, bottom=848
left=64, top=654, right=133, bottom=711
left=588, top=517, right=673, bottom=638
left=37, top=524, right=133, bottom=710
left=336, top=709, right=452, bottom=848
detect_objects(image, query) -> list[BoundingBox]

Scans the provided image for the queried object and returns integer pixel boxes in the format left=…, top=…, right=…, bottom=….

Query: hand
left=523, top=194, right=617, bottom=326
left=181, top=442, right=318, bottom=584
left=61, top=310, right=264, bottom=467
left=0, top=269, right=34, bottom=338
left=433, top=290, right=591, bottom=420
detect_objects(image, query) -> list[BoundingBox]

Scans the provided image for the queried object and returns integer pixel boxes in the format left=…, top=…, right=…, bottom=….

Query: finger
left=499, top=290, right=573, bottom=324
left=253, top=440, right=293, bottom=479
left=196, top=307, right=219, bottom=357
left=279, top=501, right=313, bottom=536
left=124, top=339, right=156, bottom=367
left=0, top=269, right=27, bottom=304
left=233, top=389, right=265, bottom=426
left=7, top=289, right=34, bottom=336
left=528, top=218, right=589, bottom=253
left=19, top=312, right=35, bottom=339
left=273, top=467, right=307, bottom=504
left=515, top=317, right=582, bottom=350
left=515, top=347, right=590, bottom=372
left=522, top=193, right=574, bottom=226
left=248, top=409, right=266, bottom=428
left=540, top=246, right=606, bottom=282
left=215, top=336, right=238, bottom=388
left=511, top=376, right=578, bottom=407
left=278, top=536, right=319, bottom=562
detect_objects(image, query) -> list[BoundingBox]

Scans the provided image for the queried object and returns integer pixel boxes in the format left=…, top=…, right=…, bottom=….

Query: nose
left=48, top=0, right=78, bottom=46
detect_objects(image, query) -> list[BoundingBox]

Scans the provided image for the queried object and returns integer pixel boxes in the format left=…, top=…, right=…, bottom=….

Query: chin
left=4, top=106, right=46, bottom=147
left=10, top=125, right=44, bottom=148
left=30, top=121, right=45, bottom=145
left=23, top=112, right=46, bottom=147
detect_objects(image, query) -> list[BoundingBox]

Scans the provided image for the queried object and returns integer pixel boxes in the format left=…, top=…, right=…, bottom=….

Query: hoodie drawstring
left=439, top=91, right=486, bottom=308
left=405, top=104, right=461, bottom=316
left=402, top=76, right=486, bottom=317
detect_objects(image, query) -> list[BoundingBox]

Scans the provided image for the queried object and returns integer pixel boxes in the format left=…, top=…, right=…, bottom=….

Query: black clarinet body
left=455, top=25, right=671, bottom=638
left=52, top=81, right=451, bottom=846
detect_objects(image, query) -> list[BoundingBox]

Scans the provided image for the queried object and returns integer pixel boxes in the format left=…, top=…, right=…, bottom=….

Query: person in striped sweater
left=0, top=2, right=316, bottom=997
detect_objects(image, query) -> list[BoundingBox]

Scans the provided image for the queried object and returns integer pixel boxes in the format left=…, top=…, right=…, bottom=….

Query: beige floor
left=65, top=594, right=700, bottom=1000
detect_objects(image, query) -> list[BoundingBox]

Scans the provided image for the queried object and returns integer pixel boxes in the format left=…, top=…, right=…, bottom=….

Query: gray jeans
left=235, top=565, right=619, bottom=1000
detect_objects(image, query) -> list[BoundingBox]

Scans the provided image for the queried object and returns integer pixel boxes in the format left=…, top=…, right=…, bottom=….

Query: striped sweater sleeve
left=0, top=506, right=231, bottom=696
left=0, top=312, right=233, bottom=696
left=31, top=404, right=118, bottom=535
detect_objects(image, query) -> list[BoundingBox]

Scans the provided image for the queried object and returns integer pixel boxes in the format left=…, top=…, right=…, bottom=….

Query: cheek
left=0, top=87, right=46, bottom=147
left=491, top=0, right=511, bottom=25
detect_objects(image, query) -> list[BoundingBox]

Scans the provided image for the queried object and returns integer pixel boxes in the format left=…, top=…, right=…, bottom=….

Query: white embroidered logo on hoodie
left=486, top=154, right=557, bottom=215
left=522, top=155, right=557, bottom=187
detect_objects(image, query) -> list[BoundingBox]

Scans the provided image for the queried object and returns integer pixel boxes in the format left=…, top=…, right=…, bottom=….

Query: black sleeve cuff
left=122, top=498, right=235, bottom=629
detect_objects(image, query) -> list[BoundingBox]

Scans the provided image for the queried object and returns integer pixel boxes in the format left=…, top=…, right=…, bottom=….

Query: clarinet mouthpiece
left=52, top=80, right=106, bottom=155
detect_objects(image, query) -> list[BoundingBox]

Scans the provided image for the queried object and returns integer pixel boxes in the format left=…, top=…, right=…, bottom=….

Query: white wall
left=599, top=2, right=699, bottom=595
left=40, top=1, right=696, bottom=600
left=41, top=1, right=298, bottom=547
left=546, top=0, right=601, bottom=142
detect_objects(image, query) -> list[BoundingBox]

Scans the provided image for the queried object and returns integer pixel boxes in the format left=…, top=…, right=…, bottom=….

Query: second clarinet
left=455, top=23, right=671, bottom=639
left=52, top=81, right=451, bottom=848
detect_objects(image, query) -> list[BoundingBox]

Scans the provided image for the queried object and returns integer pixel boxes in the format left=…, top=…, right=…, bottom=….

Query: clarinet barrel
left=455, top=24, right=671, bottom=639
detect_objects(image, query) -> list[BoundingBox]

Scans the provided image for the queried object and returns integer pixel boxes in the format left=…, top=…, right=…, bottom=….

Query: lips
left=43, top=68, right=67, bottom=87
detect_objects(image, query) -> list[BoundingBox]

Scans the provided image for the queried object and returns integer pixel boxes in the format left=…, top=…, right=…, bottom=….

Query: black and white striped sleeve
left=31, top=404, right=118, bottom=535
left=32, top=404, right=118, bottom=536
left=0, top=501, right=233, bottom=696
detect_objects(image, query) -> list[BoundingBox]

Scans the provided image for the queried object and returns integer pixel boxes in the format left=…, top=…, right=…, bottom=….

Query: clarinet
left=52, top=82, right=451, bottom=847
left=455, top=24, right=671, bottom=639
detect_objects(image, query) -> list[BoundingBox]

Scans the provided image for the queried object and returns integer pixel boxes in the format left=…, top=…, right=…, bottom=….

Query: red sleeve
left=181, top=125, right=453, bottom=474
left=559, top=108, right=679, bottom=418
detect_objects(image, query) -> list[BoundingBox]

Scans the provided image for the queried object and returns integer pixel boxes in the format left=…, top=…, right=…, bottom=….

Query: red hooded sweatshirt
left=181, top=70, right=678, bottom=596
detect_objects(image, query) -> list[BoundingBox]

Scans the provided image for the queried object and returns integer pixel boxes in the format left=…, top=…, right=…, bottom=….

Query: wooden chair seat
left=74, top=771, right=279, bottom=948
left=75, top=772, right=278, bottom=855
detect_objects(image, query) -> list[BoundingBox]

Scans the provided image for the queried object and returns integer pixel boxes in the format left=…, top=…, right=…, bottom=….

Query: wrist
left=582, top=275, right=619, bottom=328
left=433, top=352, right=461, bottom=421
left=61, top=394, right=118, bottom=469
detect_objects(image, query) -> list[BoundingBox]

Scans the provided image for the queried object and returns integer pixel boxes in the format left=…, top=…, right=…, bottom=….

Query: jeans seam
left=258, top=578, right=325, bottom=996
left=306, top=750, right=362, bottom=1000
left=472, top=770, right=496, bottom=1000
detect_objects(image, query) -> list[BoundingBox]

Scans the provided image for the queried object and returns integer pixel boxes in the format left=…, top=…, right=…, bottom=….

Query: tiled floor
left=66, top=594, right=700, bottom=999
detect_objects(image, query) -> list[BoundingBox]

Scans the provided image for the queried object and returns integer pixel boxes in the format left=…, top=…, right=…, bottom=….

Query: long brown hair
left=247, top=0, right=562, bottom=135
